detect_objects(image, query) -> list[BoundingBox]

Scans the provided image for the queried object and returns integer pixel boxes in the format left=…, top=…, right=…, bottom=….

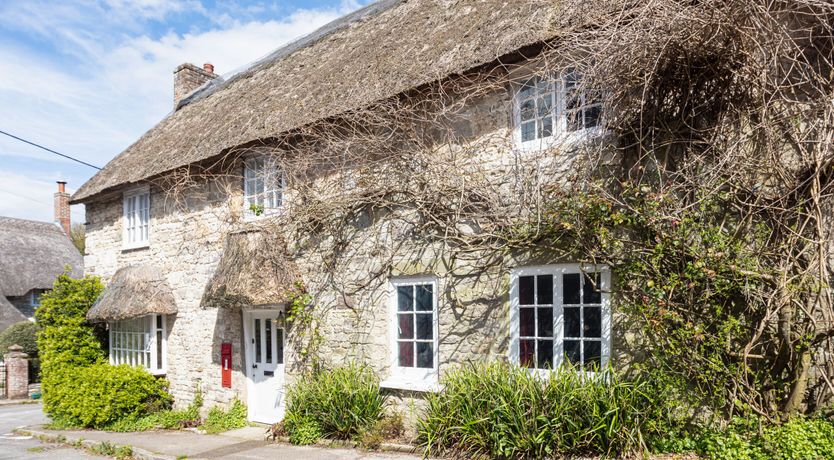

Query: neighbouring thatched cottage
left=0, top=192, right=83, bottom=332
left=74, top=0, right=619, bottom=424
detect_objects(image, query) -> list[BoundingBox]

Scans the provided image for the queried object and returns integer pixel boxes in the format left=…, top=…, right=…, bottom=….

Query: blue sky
left=0, top=0, right=367, bottom=224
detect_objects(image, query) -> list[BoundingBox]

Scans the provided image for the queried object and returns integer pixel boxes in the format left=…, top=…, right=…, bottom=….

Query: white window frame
left=509, top=264, right=611, bottom=376
left=513, top=70, right=604, bottom=151
left=243, top=155, right=285, bottom=219
left=122, top=186, right=150, bottom=250
left=381, top=276, right=440, bottom=392
left=108, top=314, right=167, bottom=375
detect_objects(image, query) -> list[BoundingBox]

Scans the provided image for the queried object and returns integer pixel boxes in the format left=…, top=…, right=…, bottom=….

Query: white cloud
left=0, top=0, right=363, bottom=222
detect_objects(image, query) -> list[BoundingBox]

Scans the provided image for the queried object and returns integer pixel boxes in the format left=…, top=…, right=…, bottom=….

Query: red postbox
left=221, top=342, right=232, bottom=388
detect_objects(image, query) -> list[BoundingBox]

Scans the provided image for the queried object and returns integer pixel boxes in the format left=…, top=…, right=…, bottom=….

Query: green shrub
left=46, top=363, right=171, bottom=428
left=0, top=321, right=38, bottom=356
left=285, top=363, right=386, bottom=441
left=692, top=416, right=834, bottom=460
left=0, top=321, right=40, bottom=381
left=103, top=388, right=203, bottom=432
left=200, top=399, right=248, bottom=434
left=419, top=362, right=678, bottom=459
left=36, top=273, right=107, bottom=417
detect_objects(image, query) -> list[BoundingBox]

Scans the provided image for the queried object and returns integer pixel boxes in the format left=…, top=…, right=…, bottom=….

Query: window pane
left=564, top=340, right=581, bottom=365
left=567, top=110, right=582, bottom=131
left=416, top=285, right=433, bottom=311
left=585, top=341, right=602, bottom=368
left=519, top=276, right=535, bottom=305
left=537, top=275, right=553, bottom=305
left=564, top=307, right=581, bottom=338
left=521, top=121, right=536, bottom=142
left=583, top=273, right=601, bottom=304
left=277, top=329, right=284, bottom=364
left=537, top=307, right=553, bottom=338
left=416, top=342, right=433, bottom=369
left=415, top=313, right=433, bottom=340
left=397, top=286, right=413, bottom=311
left=520, top=99, right=535, bottom=121
left=156, top=330, right=163, bottom=370
left=519, top=308, right=535, bottom=337
left=537, top=340, right=553, bottom=368
left=519, top=79, right=536, bottom=99
left=540, top=116, right=553, bottom=138
left=398, top=342, right=414, bottom=367
left=563, top=274, right=580, bottom=304
left=537, top=96, right=552, bottom=117
left=519, top=339, right=535, bottom=368
left=265, top=319, right=273, bottom=364
left=254, top=319, right=261, bottom=363
left=585, top=105, right=601, bottom=128
left=584, top=307, right=602, bottom=338
left=398, top=314, right=414, bottom=339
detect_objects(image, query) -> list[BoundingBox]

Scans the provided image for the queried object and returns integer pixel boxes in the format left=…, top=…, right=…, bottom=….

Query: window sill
left=380, top=376, right=441, bottom=393
left=121, top=242, right=150, bottom=251
left=515, top=127, right=609, bottom=152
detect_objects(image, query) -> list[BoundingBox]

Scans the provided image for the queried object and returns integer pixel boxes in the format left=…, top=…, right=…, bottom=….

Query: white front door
left=244, top=311, right=285, bottom=424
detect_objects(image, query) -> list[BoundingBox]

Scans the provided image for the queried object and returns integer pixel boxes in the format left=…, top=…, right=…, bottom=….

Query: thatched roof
left=87, top=265, right=178, bottom=322
left=71, top=0, right=574, bottom=203
left=0, top=217, right=83, bottom=297
left=202, top=229, right=299, bottom=309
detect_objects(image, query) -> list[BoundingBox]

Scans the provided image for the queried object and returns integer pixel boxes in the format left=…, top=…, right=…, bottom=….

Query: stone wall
left=84, top=178, right=246, bottom=410
left=82, top=78, right=612, bottom=424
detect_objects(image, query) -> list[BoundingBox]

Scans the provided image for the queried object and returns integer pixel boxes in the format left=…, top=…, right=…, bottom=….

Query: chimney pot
left=54, top=181, right=70, bottom=236
left=173, top=62, right=219, bottom=109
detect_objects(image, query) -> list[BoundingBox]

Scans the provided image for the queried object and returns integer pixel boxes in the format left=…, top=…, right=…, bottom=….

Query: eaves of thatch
left=0, top=217, right=83, bottom=297
left=202, top=229, right=299, bottom=309
left=70, top=0, right=604, bottom=204
left=0, top=293, right=28, bottom=332
left=87, top=265, right=178, bottom=322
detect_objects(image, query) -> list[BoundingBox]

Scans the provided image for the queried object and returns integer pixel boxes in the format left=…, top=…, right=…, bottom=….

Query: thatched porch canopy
left=202, top=229, right=299, bottom=309
left=87, top=265, right=178, bottom=322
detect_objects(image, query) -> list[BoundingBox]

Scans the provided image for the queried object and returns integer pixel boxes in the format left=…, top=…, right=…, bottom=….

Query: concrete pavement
left=0, top=402, right=99, bottom=460
left=2, top=400, right=424, bottom=459
left=19, top=424, right=423, bottom=459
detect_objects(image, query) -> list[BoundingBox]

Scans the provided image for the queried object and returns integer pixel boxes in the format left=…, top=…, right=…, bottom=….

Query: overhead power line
left=0, top=129, right=102, bottom=170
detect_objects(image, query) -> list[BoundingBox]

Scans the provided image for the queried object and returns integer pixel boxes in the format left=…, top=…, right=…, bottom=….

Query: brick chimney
left=54, top=181, right=70, bottom=236
left=173, top=62, right=218, bottom=109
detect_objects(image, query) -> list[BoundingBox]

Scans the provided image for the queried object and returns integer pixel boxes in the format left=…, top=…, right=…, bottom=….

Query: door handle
left=252, top=364, right=258, bottom=369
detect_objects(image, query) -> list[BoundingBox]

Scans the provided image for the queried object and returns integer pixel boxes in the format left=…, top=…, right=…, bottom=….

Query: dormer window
left=514, top=70, right=602, bottom=149
left=244, top=156, right=284, bottom=218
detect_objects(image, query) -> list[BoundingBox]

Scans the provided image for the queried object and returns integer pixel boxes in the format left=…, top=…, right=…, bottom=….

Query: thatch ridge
left=0, top=217, right=83, bottom=297
left=202, top=229, right=299, bottom=309
left=71, top=0, right=573, bottom=203
left=87, top=265, right=178, bottom=322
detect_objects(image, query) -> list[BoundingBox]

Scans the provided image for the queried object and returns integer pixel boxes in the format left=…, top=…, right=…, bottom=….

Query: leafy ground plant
left=419, top=361, right=678, bottom=459
left=285, top=363, right=386, bottom=443
left=200, top=399, right=248, bottom=434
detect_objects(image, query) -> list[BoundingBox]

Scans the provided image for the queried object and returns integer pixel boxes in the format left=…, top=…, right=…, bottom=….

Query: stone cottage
left=0, top=182, right=83, bottom=332
left=75, top=0, right=614, bottom=424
